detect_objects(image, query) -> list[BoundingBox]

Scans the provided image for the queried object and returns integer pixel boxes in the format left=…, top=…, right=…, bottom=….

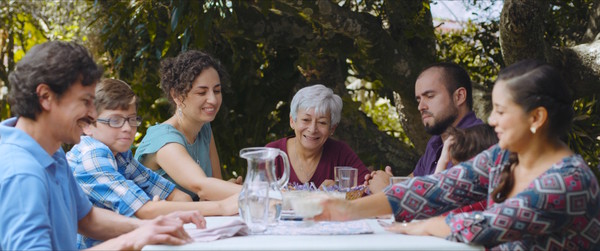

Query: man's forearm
left=78, top=207, right=142, bottom=241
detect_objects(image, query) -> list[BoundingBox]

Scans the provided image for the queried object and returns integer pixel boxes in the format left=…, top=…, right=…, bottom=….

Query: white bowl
left=290, top=192, right=329, bottom=218
left=282, top=190, right=309, bottom=211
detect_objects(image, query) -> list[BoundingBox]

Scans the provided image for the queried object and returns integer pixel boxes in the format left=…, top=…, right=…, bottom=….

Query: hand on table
left=228, top=176, right=243, bottom=185
left=165, top=210, right=206, bottom=229
left=311, top=198, right=353, bottom=222
left=122, top=213, right=196, bottom=250
left=384, top=215, right=450, bottom=238
left=218, top=193, right=240, bottom=216
left=320, top=179, right=336, bottom=188
left=364, top=166, right=393, bottom=193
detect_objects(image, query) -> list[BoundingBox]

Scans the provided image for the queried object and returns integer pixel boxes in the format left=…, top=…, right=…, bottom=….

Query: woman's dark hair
left=491, top=59, right=574, bottom=203
left=8, top=41, right=103, bottom=119
left=448, top=124, right=498, bottom=163
left=160, top=50, right=228, bottom=110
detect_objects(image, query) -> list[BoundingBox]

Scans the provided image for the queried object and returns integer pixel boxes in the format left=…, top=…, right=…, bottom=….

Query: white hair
left=290, top=84, right=343, bottom=127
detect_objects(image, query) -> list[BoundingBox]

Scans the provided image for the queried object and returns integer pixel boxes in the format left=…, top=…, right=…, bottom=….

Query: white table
left=143, top=216, right=483, bottom=250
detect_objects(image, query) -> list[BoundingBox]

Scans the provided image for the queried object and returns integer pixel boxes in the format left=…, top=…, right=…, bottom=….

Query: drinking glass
left=334, top=166, right=354, bottom=187
left=337, top=167, right=357, bottom=191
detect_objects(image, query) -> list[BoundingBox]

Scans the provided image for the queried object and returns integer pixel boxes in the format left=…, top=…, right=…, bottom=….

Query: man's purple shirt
left=412, top=111, right=484, bottom=176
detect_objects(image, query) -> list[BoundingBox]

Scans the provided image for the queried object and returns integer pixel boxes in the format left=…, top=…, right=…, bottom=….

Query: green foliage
left=436, top=20, right=504, bottom=92
left=92, top=0, right=307, bottom=178
left=568, top=96, right=600, bottom=168
left=544, top=0, right=600, bottom=168
left=546, top=0, right=597, bottom=46
left=0, top=0, right=94, bottom=119
left=346, top=76, right=412, bottom=146
left=435, top=12, right=600, bottom=169
left=2, top=0, right=599, bottom=178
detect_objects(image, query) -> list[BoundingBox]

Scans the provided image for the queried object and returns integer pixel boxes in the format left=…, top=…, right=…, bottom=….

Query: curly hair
left=160, top=50, right=228, bottom=110
left=8, top=41, right=103, bottom=119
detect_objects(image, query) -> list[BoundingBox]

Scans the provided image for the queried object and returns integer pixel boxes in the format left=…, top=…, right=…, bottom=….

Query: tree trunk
left=294, top=29, right=420, bottom=175
left=499, top=0, right=550, bottom=65
left=500, top=0, right=600, bottom=99
left=279, top=0, right=436, bottom=174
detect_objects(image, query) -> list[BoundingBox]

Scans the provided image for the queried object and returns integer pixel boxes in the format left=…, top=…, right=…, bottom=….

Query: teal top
left=134, top=123, right=213, bottom=201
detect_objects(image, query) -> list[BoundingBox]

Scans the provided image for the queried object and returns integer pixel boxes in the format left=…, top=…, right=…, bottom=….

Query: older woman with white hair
left=266, top=84, right=370, bottom=187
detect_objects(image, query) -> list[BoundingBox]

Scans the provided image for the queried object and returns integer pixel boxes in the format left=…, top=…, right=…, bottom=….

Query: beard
left=424, top=108, right=458, bottom=135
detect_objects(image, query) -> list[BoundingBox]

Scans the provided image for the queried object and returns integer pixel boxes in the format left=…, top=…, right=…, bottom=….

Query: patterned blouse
left=385, top=144, right=600, bottom=250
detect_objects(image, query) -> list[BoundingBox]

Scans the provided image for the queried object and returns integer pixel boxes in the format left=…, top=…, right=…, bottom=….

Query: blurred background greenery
left=1, top=0, right=598, bottom=179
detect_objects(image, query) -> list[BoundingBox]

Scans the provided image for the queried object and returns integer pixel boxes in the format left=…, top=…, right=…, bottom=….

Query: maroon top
left=266, top=137, right=370, bottom=187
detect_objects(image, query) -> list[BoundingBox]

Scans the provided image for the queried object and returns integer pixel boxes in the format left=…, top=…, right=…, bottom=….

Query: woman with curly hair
left=135, top=50, right=241, bottom=202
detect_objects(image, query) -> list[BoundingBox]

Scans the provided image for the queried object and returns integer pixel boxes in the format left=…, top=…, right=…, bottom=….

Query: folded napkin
left=186, top=219, right=250, bottom=242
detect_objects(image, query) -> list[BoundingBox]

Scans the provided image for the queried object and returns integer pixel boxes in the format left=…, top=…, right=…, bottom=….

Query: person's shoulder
left=115, top=148, right=136, bottom=163
left=535, top=155, right=600, bottom=195
left=546, top=154, right=595, bottom=180
left=266, top=137, right=288, bottom=148
left=69, top=136, right=112, bottom=157
left=200, top=122, right=212, bottom=132
left=325, top=138, right=351, bottom=149
left=145, top=123, right=184, bottom=139
left=198, top=123, right=212, bottom=142
left=321, top=138, right=360, bottom=159
left=469, top=144, right=509, bottom=169
left=0, top=145, right=46, bottom=179
left=459, top=111, right=485, bottom=129
left=150, top=123, right=176, bottom=131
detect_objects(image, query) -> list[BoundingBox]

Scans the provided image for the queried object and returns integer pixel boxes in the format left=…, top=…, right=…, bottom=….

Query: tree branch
left=499, top=0, right=550, bottom=65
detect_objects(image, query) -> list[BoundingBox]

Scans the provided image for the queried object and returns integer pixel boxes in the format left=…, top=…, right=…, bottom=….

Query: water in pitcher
left=239, top=181, right=269, bottom=233
left=268, top=193, right=283, bottom=225
left=238, top=147, right=290, bottom=230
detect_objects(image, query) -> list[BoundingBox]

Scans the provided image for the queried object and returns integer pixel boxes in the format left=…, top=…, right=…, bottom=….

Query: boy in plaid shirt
left=67, top=79, right=238, bottom=248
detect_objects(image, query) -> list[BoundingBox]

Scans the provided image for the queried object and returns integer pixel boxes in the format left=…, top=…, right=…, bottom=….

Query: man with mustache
left=0, top=41, right=205, bottom=250
left=367, top=63, right=484, bottom=192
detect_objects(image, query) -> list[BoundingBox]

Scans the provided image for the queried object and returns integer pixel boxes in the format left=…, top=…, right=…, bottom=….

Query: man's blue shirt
left=0, top=117, right=93, bottom=250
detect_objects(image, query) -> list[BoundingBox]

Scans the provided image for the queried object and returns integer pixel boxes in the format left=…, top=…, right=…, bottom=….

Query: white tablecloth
left=143, top=216, right=483, bottom=250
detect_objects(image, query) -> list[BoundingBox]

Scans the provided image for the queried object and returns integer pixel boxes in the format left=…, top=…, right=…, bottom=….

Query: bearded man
left=411, top=62, right=484, bottom=176
left=366, top=63, right=484, bottom=192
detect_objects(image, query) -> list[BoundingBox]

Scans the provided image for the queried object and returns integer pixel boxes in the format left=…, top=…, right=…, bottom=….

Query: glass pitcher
left=238, top=147, right=290, bottom=229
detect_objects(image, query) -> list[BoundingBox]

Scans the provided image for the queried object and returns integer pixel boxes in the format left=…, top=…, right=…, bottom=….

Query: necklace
left=185, top=139, right=202, bottom=165
left=169, top=117, right=203, bottom=166
left=288, top=141, right=321, bottom=183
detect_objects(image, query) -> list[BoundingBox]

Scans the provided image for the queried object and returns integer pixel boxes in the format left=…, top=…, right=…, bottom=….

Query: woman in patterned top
left=314, top=60, right=600, bottom=250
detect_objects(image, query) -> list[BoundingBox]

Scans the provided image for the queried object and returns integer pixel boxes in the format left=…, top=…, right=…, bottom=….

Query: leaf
left=171, top=6, right=179, bottom=31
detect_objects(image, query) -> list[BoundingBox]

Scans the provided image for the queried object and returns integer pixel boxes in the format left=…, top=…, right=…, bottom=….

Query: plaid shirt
left=67, top=136, right=175, bottom=248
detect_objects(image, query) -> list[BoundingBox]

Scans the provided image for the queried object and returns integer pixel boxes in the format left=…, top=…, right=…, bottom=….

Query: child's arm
left=134, top=193, right=239, bottom=219
left=165, top=188, right=193, bottom=201
left=434, top=136, right=455, bottom=174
